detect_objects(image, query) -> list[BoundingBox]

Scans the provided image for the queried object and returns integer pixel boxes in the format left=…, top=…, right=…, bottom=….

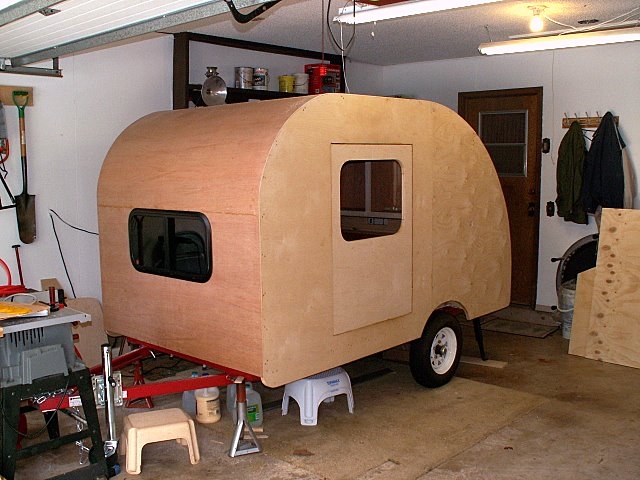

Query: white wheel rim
left=430, top=327, right=457, bottom=375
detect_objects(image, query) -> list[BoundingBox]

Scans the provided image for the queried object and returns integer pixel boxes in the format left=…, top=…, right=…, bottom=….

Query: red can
left=304, top=63, right=341, bottom=94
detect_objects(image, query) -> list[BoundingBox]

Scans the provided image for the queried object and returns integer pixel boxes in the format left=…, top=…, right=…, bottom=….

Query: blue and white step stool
left=281, top=367, right=354, bottom=426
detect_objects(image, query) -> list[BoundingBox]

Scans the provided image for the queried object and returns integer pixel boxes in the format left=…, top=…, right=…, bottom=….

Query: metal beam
left=10, top=0, right=272, bottom=67
left=0, top=57, right=62, bottom=76
left=0, top=0, right=65, bottom=27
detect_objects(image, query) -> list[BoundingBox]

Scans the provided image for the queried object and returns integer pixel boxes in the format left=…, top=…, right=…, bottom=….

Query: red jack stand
left=124, top=361, right=154, bottom=408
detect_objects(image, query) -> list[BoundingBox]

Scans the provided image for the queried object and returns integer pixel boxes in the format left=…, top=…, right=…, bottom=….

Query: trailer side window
left=340, top=159, right=402, bottom=241
left=128, top=209, right=212, bottom=282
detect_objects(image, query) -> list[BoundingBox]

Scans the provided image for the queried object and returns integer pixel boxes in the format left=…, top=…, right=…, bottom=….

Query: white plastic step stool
left=120, top=407, right=200, bottom=475
left=282, top=367, right=354, bottom=426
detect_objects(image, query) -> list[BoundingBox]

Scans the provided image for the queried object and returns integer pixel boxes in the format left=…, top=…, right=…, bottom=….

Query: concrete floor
left=12, top=309, right=640, bottom=480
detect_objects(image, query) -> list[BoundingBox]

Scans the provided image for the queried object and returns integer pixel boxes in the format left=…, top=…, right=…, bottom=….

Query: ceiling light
left=528, top=6, right=545, bottom=33
left=334, top=0, right=503, bottom=25
left=479, top=26, right=640, bottom=55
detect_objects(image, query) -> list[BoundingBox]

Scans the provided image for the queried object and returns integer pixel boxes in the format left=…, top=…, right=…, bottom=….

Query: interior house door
left=458, top=87, right=543, bottom=308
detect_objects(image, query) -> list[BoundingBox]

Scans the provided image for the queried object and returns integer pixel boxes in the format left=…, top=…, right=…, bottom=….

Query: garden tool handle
left=12, top=91, right=29, bottom=180
left=12, top=91, right=29, bottom=190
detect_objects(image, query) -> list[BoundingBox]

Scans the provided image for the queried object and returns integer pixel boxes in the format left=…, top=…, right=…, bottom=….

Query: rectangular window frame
left=478, top=109, right=529, bottom=178
left=128, top=208, right=213, bottom=283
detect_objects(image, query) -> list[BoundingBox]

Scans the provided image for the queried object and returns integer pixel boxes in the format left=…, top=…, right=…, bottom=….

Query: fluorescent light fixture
left=334, top=0, right=503, bottom=25
left=479, top=26, right=640, bottom=55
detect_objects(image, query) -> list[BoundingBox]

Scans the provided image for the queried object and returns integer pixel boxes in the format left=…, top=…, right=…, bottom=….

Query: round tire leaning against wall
left=409, top=310, right=463, bottom=388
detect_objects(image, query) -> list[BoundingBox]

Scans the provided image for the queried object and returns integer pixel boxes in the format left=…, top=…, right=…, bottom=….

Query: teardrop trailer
left=97, top=93, right=510, bottom=390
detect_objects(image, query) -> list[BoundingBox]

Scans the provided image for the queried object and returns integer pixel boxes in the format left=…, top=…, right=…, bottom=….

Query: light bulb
left=530, top=13, right=544, bottom=32
left=528, top=6, right=546, bottom=32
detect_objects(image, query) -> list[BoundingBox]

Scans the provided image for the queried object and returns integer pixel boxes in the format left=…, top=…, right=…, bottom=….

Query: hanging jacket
left=556, top=121, right=587, bottom=224
left=582, top=112, right=625, bottom=213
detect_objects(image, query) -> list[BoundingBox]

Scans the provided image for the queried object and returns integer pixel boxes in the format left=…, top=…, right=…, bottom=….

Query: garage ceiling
left=0, top=0, right=638, bottom=71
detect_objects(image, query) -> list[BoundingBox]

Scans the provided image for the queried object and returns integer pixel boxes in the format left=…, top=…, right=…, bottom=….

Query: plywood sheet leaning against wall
left=567, top=268, right=596, bottom=357
left=569, top=208, right=640, bottom=368
left=97, top=94, right=510, bottom=387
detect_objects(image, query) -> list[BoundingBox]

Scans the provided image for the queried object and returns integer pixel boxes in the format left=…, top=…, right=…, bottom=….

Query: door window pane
left=340, top=159, right=402, bottom=241
left=479, top=111, right=527, bottom=177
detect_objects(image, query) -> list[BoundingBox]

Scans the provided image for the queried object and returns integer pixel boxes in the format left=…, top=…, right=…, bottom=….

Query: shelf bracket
left=223, top=0, right=282, bottom=24
left=0, top=58, right=62, bottom=77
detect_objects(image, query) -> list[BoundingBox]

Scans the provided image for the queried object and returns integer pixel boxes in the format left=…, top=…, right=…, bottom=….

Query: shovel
left=13, top=91, right=36, bottom=244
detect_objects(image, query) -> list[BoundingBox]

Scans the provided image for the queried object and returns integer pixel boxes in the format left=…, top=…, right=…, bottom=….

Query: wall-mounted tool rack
left=0, top=86, right=33, bottom=106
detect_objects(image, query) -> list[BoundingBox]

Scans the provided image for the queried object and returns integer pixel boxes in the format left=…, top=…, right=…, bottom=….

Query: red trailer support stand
left=37, top=337, right=260, bottom=411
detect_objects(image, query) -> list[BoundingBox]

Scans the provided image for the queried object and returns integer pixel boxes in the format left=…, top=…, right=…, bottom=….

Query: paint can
left=293, top=73, right=309, bottom=94
left=279, top=75, right=295, bottom=93
left=252, top=67, right=269, bottom=90
left=195, top=387, right=221, bottom=424
left=305, top=63, right=341, bottom=94
left=234, top=67, right=253, bottom=89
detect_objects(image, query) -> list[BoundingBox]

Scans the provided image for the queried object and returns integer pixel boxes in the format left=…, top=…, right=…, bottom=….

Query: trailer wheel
left=409, top=311, right=462, bottom=388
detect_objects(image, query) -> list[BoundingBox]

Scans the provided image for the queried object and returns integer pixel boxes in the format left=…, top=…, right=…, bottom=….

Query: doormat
left=482, top=317, right=559, bottom=338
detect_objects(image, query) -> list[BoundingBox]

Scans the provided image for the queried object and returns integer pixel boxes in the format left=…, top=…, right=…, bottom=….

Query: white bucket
left=252, top=67, right=269, bottom=90
left=195, top=387, right=221, bottom=424
left=293, top=73, right=308, bottom=94
left=558, top=280, right=576, bottom=339
left=234, top=67, right=253, bottom=89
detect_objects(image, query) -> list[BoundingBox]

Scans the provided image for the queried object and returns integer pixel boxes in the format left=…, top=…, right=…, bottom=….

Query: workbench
left=0, top=307, right=109, bottom=480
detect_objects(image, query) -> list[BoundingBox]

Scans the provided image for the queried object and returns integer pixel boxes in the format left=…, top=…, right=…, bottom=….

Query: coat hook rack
left=562, top=112, right=618, bottom=129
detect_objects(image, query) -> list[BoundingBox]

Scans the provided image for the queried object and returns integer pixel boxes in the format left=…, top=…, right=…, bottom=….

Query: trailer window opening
left=128, top=209, right=212, bottom=282
left=340, top=159, right=402, bottom=241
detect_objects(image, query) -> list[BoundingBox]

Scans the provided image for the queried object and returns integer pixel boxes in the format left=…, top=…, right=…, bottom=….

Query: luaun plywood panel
left=584, top=209, right=640, bottom=368
left=98, top=94, right=511, bottom=386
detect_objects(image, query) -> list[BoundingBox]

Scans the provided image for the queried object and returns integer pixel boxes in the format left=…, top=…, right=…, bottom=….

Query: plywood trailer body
left=97, top=94, right=510, bottom=387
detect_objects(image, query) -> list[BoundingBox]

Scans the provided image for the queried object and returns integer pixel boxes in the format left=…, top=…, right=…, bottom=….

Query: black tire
left=409, top=311, right=463, bottom=388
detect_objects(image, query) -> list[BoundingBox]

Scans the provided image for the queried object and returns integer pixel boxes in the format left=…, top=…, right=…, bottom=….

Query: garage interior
left=1, top=1, right=639, bottom=479
left=13, top=316, right=640, bottom=480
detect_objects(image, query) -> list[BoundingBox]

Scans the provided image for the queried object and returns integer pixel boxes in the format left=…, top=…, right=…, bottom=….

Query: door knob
left=528, top=202, right=536, bottom=216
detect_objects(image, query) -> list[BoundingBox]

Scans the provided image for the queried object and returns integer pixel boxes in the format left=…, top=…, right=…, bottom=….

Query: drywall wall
left=0, top=36, right=380, bottom=302
left=2, top=29, right=634, bottom=312
left=381, top=42, right=640, bottom=308
left=0, top=37, right=174, bottom=299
